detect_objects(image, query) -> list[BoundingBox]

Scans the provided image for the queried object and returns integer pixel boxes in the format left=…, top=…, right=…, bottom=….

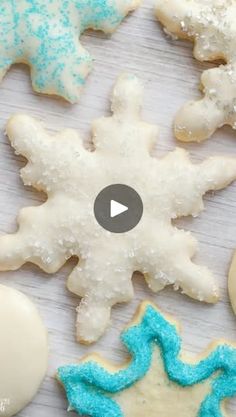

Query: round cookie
left=0, top=284, right=48, bottom=417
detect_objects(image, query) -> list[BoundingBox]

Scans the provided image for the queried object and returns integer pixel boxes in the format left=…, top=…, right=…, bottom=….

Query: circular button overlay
left=94, top=184, right=143, bottom=233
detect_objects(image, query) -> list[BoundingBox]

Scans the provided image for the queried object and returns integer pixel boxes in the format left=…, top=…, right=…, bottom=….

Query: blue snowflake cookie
left=0, top=0, right=139, bottom=102
left=58, top=301, right=236, bottom=417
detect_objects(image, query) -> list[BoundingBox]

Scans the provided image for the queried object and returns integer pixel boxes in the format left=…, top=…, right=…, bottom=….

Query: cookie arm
left=175, top=66, right=235, bottom=142
left=156, top=0, right=227, bottom=61
left=6, top=114, right=87, bottom=192
left=173, top=259, right=218, bottom=302
left=30, top=39, right=92, bottom=103
left=0, top=204, right=68, bottom=273
left=82, top=0, right=140, bottom=34
left=7, top=114, right=52, bottom=160
left=146, top=254, right=218, bottom=302
left=198, top=156, right=236, bottom=193
left=141, top=227, right=218, bottom=303
left=164, top=150, right=236, bottom=217
left=67, top=259, right=134, bottom=344
left=155, top=0, right=190, bottom=38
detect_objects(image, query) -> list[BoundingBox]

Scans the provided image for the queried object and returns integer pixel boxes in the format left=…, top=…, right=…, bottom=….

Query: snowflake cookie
left=2, top=73, right=236, bottom=344
left=58, top=301, right=236, bottom=417
left=0, top=0, right=139, bottom=102
left=156, top=0, right=236, bottom=142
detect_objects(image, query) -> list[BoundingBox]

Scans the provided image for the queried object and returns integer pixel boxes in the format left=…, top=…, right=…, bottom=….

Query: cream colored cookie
left=58, top=301, right=236, bottom=417
left=156, top=0, right=236, bottom=142
left=1, top=73, right=236, bottom=344
left=0, top=284, right=48, bottom=417
left=0, top=0, right=139, bottom=102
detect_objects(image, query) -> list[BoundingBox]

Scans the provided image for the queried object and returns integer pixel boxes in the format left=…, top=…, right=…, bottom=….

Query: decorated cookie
left=0, top=284, right=48, bottom=417
left=156, top=0, right=236, bottom=142
left=1, top=74, right=236, bottom=344
left=58, top=301, right=236, bottom=417
left=0, top=0, right=139, bottom=102
left=228, top=250, right=236, bottom=315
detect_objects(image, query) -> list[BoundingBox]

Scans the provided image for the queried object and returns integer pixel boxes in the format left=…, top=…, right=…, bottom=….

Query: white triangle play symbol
left=110, top=200, right=128, bottom=218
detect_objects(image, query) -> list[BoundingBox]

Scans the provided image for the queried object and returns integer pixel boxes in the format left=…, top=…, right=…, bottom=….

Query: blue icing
left=58, top=304, right=236, bottom=417
left=0, top=0, right=131, bottom=101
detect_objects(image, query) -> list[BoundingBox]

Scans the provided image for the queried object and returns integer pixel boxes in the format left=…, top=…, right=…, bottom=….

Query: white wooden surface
left=1, top=2, right=236, bottom=416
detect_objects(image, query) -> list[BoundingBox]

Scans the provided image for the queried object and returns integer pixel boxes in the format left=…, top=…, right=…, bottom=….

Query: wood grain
left=0, top=2, right=236, bottom=416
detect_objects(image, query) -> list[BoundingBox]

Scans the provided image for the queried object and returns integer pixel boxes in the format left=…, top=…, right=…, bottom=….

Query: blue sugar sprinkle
left=58, top=304, right=236, bottom=417
left=0, top=0, right=131, bottom=101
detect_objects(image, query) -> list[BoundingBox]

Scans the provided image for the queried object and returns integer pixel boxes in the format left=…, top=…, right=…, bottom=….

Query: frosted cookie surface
left=0, top=284, right=48, bottom=417
left=156, top=0, right=236, bottom=142
left=1, top=74, right=236, bottom=343
left=0, top=0, right=139, bottom=102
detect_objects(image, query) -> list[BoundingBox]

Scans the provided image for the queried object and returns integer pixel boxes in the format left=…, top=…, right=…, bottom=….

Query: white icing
left=0, top=284, right=48, bottom=417
left=1, top=74, right=236, bottom=343
left=155, top=0, right=236, bottom=142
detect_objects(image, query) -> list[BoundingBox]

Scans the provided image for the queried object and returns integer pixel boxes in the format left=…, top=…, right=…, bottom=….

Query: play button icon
left=110, top=200, right=128, bottom=218
left=94, top=184, right=143, bottom=233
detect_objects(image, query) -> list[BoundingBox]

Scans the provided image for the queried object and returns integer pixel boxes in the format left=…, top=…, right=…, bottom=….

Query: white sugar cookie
left=0, top=0, right=139, bottom=102
left=0, top=284, right=48, bottom=417
left=1, top=74, right=236, bottom=344
left=156, top=0, right=236, bottom=142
